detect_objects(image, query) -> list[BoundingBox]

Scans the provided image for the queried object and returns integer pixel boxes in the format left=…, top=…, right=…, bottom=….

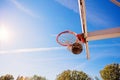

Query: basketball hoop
left=56, top=30, right=84, bottom=54
left=56, top=31, right=78, bottom=46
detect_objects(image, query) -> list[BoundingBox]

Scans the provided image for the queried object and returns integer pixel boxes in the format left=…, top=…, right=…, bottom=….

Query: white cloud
left=10, top=0, right=39, bottom=18
left=1, top=43, right=119, bottom=54
left=55, top=0, right=78, bottom=13
left=0, top=47, right=65, bottom=54
left=90, top=43, right=120, bottom=48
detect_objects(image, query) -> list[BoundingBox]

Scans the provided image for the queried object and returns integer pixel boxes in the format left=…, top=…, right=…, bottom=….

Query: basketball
left=71, top=42, right=83, bottom=54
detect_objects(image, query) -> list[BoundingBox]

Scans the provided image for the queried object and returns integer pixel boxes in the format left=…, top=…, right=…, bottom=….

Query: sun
left=0, top=26, right=9, bottom=42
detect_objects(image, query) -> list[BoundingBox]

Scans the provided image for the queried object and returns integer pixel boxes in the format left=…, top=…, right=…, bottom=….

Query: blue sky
left=0, top=0, right=120, bottom=80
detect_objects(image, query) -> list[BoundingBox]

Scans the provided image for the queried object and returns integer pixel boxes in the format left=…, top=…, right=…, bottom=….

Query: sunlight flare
left=0, top=25, right=10, bottom=42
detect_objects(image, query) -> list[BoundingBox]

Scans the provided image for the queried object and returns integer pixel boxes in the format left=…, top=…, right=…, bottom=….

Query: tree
left=56, top=70, right=90, bottom=80
left=0, top=74, right=14, bottom=80
left=31, top=75, right=46, bottom=80
left=16, top=76, right=25, bottom=80
left=0, top=76, right=5, bottom=80
left=100, top=63, right=120, bottom=80
left=24, top=77, right=31, bottom=80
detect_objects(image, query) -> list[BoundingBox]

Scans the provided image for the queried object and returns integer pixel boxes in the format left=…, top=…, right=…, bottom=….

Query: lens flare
left=0, top=25, right=9, bottom=42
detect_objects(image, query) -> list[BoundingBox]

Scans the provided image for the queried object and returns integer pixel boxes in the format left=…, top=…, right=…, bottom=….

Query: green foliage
left=0, top=74, right=14, bottom=80
left=2, top=64, right=119, bottom=80
left=100, top=63, right=120, bottom=80
left=16, top=75, right=47, bottom=80
left=16, top=76, right=25, bottom=80
left=56, top=70, right=90, bottom=80
left=31, top=75, right=46, bottom=80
